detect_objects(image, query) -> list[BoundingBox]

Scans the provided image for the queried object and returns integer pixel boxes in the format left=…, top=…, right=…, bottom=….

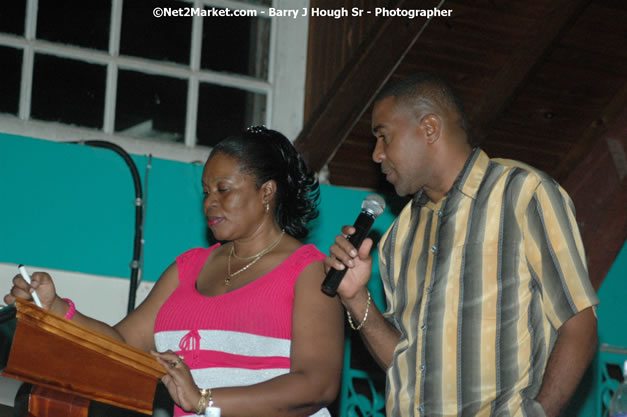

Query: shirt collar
left=412, top=148, right=489, bottom=208
left=454, top=147, right=489, bottom=200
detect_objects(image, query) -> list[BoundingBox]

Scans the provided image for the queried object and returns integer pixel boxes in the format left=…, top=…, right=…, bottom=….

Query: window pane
left=197, top=83, right=266, bottom=146
left=201, top=10, right=270, bottom=79
left=0, top=0, right=26, bottom=35
left=115, top=70, right=187, bottom=143
left=0, top=46, right=22, bottom=115
left=37, top=0, right=111, bottom=50
left=120, top=1, right=191, bottom=65
left=31, top=54, right=105, bottom=129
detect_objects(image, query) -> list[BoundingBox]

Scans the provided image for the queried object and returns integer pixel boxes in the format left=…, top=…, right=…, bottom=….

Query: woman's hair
left=209, top=126, right=320, bottom=239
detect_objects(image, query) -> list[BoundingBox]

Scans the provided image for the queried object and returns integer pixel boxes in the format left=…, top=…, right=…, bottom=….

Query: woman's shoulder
left=294, top=243, right=326, bottom=260
left=175, top=243, right=221, bottom=266
left=281, top=243, right=326, bottom=271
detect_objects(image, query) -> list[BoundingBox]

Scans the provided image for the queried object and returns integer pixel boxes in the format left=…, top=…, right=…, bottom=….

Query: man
left=326, top=73, right=599, bottom=416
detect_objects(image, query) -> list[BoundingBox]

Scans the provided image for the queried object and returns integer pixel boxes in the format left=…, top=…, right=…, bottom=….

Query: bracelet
left=346, top=289, right=371, bottom=331
left=62, top=298, right=76, bottom=320
left=196, top=388, right=212, bottom=414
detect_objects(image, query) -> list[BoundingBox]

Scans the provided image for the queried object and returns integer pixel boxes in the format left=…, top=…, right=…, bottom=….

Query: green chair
left=338, top=278, right=386, bottom=417
left=338, top=336, right=386, bottom=417
left=595, top=242, right=627, bottom=417
left=597, top=345, right=627, bottom=417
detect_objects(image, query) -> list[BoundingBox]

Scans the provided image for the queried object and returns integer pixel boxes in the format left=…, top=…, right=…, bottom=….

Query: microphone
left=321, top=194, right=386, bottom=297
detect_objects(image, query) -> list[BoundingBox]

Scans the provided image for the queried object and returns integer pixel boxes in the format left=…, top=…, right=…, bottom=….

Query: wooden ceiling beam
left=469, top=0, right=590, bottom=142
left=294, top=0, right=443, bottom=172
left=553, top=82, right=627, bottom=181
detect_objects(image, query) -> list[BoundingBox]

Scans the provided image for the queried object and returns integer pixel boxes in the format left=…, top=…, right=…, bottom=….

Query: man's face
left=371, top=96, right=432, bottom=196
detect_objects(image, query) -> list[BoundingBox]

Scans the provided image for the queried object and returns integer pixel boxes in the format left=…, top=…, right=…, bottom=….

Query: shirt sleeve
left=524, top=179, right=599, bottom=329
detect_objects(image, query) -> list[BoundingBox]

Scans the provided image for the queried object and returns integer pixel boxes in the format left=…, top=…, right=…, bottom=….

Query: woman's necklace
left=231, top=230, right=286, bottom=260
left=225, top=230, right=285, bottom=286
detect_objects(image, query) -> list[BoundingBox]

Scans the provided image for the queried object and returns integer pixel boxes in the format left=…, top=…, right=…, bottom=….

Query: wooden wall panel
left=561, top=108, right=627, bottom=290
left=304, top=0, right=392, bottom=122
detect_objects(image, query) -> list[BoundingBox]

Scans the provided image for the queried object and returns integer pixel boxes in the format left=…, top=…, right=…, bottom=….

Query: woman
left=5, top=126, right=344, bottom=417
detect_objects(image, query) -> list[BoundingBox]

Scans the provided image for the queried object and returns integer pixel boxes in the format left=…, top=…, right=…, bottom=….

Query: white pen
left=17, top=264, right=43, bottom=308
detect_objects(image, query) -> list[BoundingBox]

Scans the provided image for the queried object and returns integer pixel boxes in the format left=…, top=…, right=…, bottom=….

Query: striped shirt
left=378, top=148, right=598, bottom=417
left=154, top=244, right=330, bottom=417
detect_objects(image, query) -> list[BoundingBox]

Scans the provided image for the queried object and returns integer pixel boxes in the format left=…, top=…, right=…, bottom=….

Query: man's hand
left=324, top=225, right=374, bottom=300
left=535, top=307, right=598, bottom=417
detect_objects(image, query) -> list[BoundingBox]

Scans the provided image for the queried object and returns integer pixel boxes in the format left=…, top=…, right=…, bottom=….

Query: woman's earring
left=265, top=202, right=270, bottom=213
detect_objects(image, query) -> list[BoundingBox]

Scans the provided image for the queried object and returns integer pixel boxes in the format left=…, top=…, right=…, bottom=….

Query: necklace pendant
left=226, top=231, right=285, bottom=286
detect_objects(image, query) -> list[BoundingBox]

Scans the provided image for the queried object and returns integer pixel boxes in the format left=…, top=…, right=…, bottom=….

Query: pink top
left=154, top=243, right=329, bottom=417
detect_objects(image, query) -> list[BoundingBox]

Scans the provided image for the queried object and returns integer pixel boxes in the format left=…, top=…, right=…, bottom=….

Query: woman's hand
left=4, top=271, right=64, bottom=312
left=152, top=350, right=201, bottom=413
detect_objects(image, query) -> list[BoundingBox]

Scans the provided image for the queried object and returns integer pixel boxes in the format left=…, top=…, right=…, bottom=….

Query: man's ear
left=420, top=114, right=441, bottom=144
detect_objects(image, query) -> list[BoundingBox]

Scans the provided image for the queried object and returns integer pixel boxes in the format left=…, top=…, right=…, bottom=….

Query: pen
left=17, top=264, right=43, bottom=308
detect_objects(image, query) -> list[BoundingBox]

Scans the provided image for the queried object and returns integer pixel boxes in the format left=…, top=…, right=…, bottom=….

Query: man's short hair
left=375, top=73, right=470, bottom=134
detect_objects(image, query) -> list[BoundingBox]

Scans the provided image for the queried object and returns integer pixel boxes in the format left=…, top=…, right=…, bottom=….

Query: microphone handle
left=321, top=212, right=375, bottom=297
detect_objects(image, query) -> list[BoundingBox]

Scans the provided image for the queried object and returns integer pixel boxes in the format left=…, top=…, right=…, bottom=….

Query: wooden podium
left=0, top=298, right=166, bottom=417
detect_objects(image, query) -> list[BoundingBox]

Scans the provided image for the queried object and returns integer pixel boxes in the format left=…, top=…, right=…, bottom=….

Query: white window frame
left=0, top=0, right=310, bottom=163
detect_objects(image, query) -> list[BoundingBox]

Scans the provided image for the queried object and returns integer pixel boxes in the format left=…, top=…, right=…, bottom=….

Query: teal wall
left=597, top=241, right=627, bottom=348
left=0, top=133, right=396, bottom=296
left=1, top=133, right=207, bottom=281
left=566, top=241, right=627, bottom=417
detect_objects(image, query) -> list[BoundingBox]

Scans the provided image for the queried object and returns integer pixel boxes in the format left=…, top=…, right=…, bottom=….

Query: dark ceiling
left=296, top=0, right=627, bottom=193
left=295, top=0, right=627, bottom=288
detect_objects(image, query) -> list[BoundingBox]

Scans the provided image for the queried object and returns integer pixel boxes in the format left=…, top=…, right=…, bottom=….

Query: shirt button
left=421, top=323, right=427, bottom=330
left=430, top=246, right=437, bottom=254
left=418, top=405, right=424, bottom=413
left=419, top=364, right=425, bottom=372
left=437, top=210, right=443, bottom=217
left=426, top=286, right=432, bottom=293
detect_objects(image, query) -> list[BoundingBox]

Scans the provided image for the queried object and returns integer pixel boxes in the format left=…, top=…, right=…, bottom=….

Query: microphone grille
left=362, top=194, right=386, bottom=217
